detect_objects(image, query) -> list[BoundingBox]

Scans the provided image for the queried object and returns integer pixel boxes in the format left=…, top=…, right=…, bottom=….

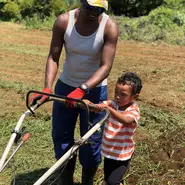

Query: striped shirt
left=101, top=100, right=140, bottom=161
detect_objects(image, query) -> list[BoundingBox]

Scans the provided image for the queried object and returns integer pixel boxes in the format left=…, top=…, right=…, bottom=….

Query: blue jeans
left=52, top=80, right=107, bottom=168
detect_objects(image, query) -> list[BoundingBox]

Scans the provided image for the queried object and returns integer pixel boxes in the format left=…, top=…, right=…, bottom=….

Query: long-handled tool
left=0, top=104, right=37, bottom=172
left=26, top=91, right=110, bottom=185
left=33, top=105, right=109, bottom=185
left=0, top=90, right=110, bottom=185
left=0, top=132, right=30, bottom=172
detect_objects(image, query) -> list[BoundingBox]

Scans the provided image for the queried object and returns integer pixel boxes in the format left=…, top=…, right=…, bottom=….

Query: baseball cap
left=86, top=0, right=108, bottom=10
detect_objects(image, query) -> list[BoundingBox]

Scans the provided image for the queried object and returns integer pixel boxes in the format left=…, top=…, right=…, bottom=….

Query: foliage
left=19, top=0, right=36, bottom=18
left=1, top=1, right=21, bottom=20
left=109, top=0, right=163, bottom=17
left=1, top=0, right=185, bottom=45
left=148, top=6, right=174, bottom=28
left=171, top=11, right=185, bottom=26
left=23, top=12, right=56, bottom=30
left=0, top=0, right=68, bottom=21
left=19, top=0, right=66, bottom=19
left=147, top=6, right=185, bottom=27
left=163, top=0, right=185, bottom=10
left=64, top=0, right=80, bottom=9
left=49, top=0, right=66, bottom=16
left=0, top=0, right=6, bottom=11
left=115, top=5, right=185, bottom=45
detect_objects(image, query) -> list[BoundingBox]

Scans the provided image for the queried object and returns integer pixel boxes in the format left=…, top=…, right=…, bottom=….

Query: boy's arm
left=106, top=106, right=135, bottom=125
left=83, top=100, right=139, bottom=124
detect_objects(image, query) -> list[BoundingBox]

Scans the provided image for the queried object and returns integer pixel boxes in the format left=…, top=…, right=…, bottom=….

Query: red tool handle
left=23, top=132, right=31, bottom=142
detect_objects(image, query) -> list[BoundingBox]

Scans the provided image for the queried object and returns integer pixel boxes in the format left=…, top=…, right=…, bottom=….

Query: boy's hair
left=117, top=72, right=143, bottom=95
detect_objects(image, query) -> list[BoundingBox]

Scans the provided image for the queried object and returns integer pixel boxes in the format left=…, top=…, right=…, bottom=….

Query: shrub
left=165, top=25, right=185, bottom=45
left=115, top=6, right=185, bottom=45
left=172, top=11, right=185, bottom=26
left=49, top=0, right=66, bottom=16
left=19, top=0, right=34, bottom=10
left=163, top=0, right=185, bottom=10
left=148, top=7, right=185, bottom=27
left=2, top=1, right=21, bottom=20
left=23, top=12, right=56, bottom=30
left=19, top=0, right=35, bottom=17
left=109, top=0, right=163, bottom=17
left=64, top=0, right=80, bottom=11
left=147, top=6, right=174, bottom=29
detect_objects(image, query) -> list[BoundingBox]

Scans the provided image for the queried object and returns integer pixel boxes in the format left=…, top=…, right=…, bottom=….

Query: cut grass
left=0, top=103, right=184, bottom=184
left=0, top=80, right=40, bottom=95
left=0, top=43, right=48, bottom=57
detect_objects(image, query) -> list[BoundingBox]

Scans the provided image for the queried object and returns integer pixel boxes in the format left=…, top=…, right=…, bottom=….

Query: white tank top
left=59, top=9, right=109, bottom=87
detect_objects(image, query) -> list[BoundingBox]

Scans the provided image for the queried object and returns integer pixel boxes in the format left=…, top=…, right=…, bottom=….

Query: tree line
left=1, top=0, right=185, bottom=45
left=0, top=0, right=168, bottom=20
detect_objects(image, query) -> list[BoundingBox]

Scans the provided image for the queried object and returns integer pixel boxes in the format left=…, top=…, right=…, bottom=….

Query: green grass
left=0, top=80, right=40, bottom=95
left=0, top=102, right=184, bottom=184
left=0, top=43, right=48, bottom=56
left=0, top=22, right=185, bottom=184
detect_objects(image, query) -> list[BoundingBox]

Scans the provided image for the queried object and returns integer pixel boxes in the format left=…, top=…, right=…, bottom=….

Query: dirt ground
left=1, top=23, right=185, bottom=113
left=0, top=22, right=185, bottom=184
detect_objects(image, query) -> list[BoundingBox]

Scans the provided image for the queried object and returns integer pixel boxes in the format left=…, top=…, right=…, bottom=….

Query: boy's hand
left=95, top=104, right=107, bottom=111
left=83, top=99, right=96, bottom=111
left=83, top=100, right=106, bottom=112
left=83, top=99, right=92, bottom=105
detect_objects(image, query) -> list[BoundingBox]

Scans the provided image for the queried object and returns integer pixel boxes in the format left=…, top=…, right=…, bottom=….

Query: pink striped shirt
left=101, top=100, right=140, bottom=161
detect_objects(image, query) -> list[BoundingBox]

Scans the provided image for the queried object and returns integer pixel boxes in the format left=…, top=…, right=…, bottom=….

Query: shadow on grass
left=12, top=168, right=81, bottom=185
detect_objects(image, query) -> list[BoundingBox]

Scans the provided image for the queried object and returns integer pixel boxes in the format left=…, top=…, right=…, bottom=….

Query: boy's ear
left=133, top=93, right=139, bottom=100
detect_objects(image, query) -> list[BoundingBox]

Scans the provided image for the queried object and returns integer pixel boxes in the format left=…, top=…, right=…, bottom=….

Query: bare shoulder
left=104, top=16, right=119, bottom=39
left=53, top=12, right=69, bottom=33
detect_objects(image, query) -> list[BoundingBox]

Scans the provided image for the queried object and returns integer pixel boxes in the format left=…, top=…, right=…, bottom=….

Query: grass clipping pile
left=149, top=127, right=185, bottom=182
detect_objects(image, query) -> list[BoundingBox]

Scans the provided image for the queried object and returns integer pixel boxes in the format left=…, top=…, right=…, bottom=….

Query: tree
left=109, top=0, right=163, bottom=17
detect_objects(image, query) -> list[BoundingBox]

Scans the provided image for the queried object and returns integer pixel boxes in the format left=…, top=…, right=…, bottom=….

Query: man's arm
left=44, top=13, right=68, bottom=89
left=85, top=18, right=119, bottom=88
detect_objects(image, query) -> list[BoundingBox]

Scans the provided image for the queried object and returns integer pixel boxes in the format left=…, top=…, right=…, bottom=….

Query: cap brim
left=87, top=0, right=108, bottom=10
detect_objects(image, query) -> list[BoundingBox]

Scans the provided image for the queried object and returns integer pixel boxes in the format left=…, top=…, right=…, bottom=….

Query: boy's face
left=114, top=83, right=138, bottom=107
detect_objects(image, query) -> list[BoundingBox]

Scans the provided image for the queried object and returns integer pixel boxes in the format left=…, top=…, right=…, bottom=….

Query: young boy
left=84, top=72, right=142, bottom=185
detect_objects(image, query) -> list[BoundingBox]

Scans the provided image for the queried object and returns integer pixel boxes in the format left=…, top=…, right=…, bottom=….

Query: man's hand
left=66, top=88, right=85, bottom=108
left=29, top=88, right=52, bottom=106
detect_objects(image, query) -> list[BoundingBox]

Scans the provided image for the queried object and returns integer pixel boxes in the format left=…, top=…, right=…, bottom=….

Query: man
left=30, top=0, right=119, bottom=184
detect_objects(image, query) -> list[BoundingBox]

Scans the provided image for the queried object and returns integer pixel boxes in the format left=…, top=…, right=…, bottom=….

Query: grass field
left=0, top=22, right=185, bottom=185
